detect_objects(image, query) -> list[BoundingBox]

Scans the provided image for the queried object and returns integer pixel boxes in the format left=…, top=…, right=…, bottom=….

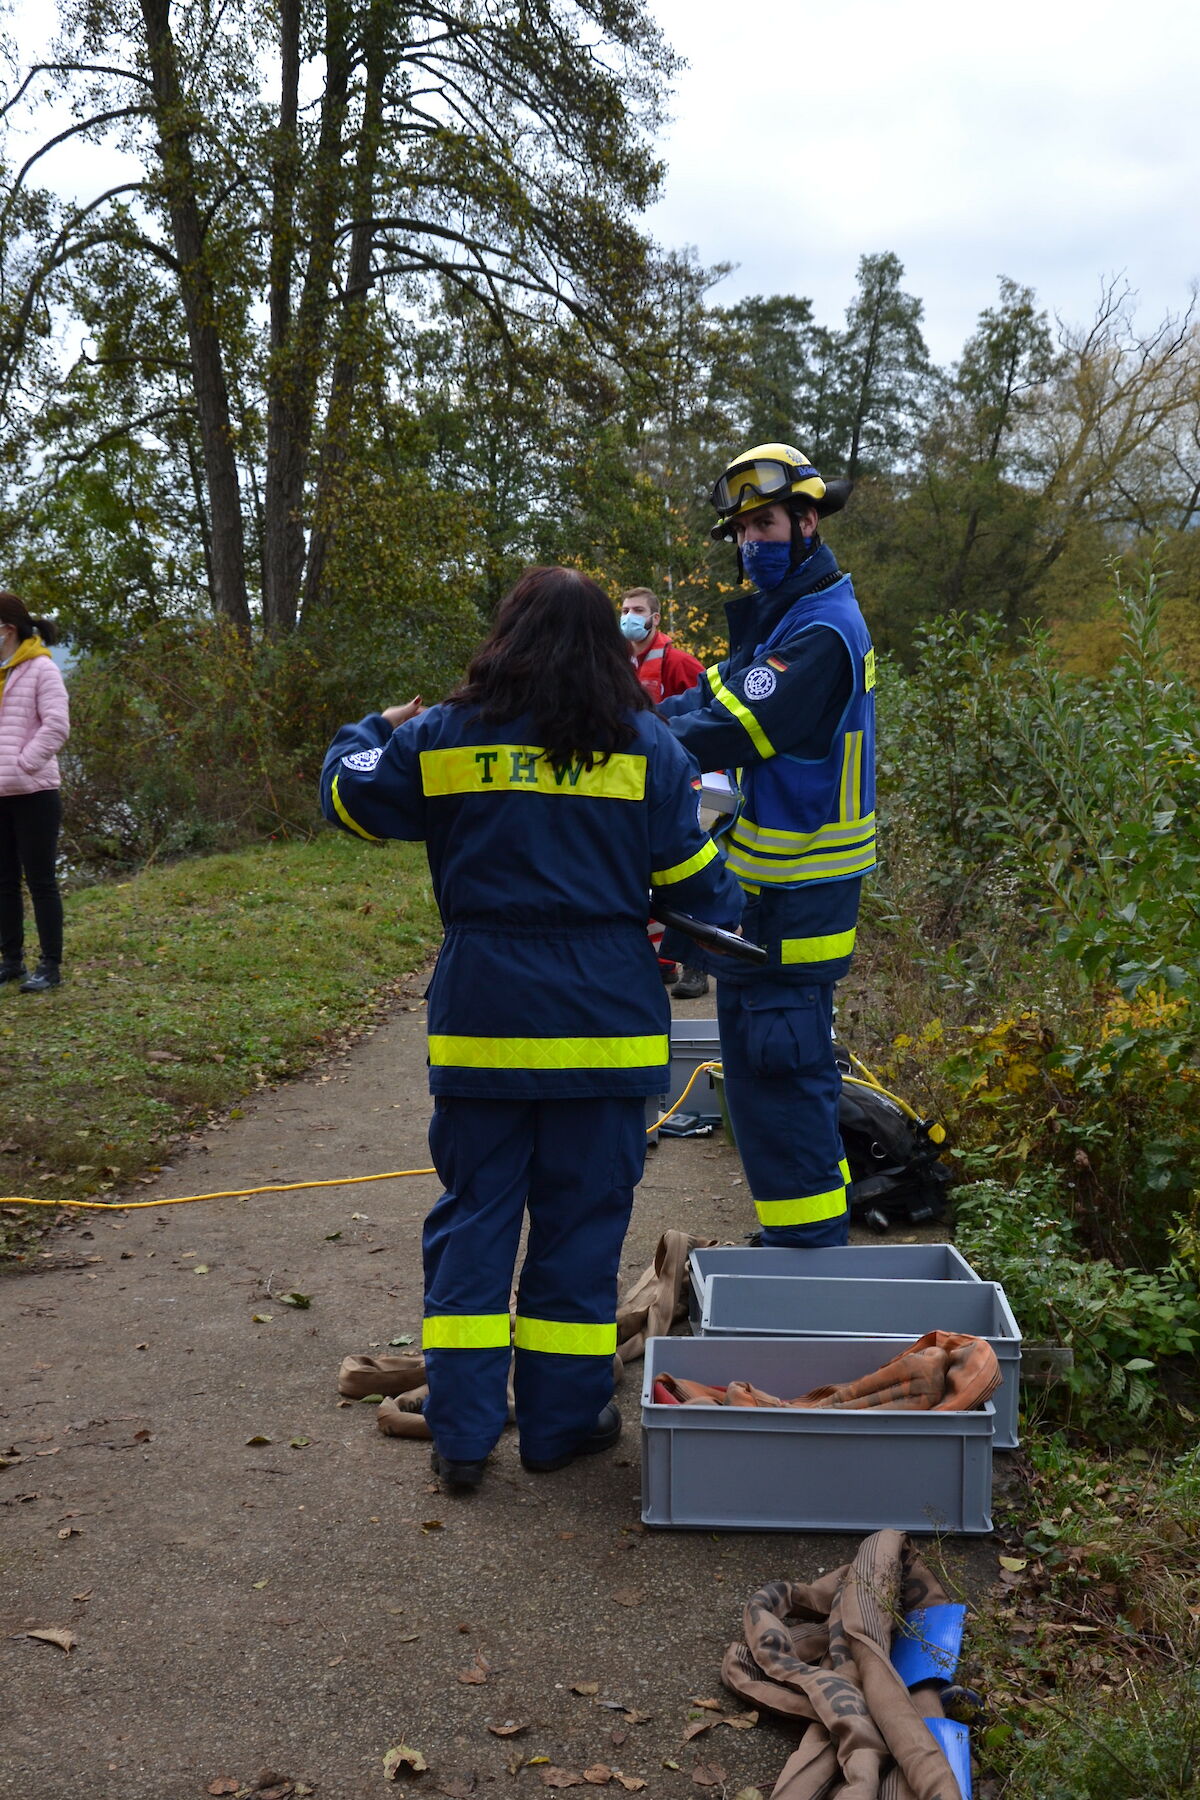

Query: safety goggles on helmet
left=710, top=455, right=820, bottom=519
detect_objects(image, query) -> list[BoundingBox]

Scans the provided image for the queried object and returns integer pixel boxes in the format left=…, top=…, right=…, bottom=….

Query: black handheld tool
left=654, top=906, right=768, bottom=964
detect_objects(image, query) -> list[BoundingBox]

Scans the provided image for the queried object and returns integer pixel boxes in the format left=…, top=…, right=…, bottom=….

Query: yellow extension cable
left=3, top=1052, right=941, bottom=1214
left=2, top=1060, right=727, bottom=1213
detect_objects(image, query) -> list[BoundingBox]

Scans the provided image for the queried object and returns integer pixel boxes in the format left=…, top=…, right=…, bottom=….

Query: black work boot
left=19, top=961, right=60, bottom=993
left=521, top=1401, right=623, bottom=1473
left=430, top=1445, right=487, bottom=1492
left=671, top=965, right=709, bottom=1000
left=0, top=959, right=26, bottom=985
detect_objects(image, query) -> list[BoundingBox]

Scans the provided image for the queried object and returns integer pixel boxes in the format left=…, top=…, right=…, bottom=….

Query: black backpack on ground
left=834, top=1045, right=955, bottom=1233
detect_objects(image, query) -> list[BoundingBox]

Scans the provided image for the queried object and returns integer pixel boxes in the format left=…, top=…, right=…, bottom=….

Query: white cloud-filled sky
left=642, top=0, right=1200, bottom=362
left=6, top=0, right=1198, bottom=368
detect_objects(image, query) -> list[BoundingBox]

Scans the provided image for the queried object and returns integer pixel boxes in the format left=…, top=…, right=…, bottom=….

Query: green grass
left=0, top=832, right=441, bottom=1257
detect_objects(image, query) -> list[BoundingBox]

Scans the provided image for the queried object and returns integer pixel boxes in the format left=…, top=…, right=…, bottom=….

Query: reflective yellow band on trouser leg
left=754, top=1183, right=847, bottom=1228
left=423, top=1314, right=512, bottom=1350
left=513, top=1316, right=618, bottom=1356
left=780, top=928, right=857, bottom=964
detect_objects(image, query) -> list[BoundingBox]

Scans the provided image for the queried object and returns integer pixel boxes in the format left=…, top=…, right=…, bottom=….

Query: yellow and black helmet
left=709, top=442, right=852, bottom=540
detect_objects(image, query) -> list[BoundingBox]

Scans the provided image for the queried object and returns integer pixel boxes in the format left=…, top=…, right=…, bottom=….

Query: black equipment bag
left=834, top=1045, right=954, bottom=1233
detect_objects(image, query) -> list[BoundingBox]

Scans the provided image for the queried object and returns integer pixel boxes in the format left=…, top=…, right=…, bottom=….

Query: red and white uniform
left=631, top=630, right=704, bottom=704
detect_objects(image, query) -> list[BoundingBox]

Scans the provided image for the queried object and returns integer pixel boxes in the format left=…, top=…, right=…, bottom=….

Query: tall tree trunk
left=139, top=0, right=251, bottom=633
left=262, top=0, right=353, bottom=636
left=301, top=0, right=389, bottom=620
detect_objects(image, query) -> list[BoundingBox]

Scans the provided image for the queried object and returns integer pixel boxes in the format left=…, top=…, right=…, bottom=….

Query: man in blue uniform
left=658, top=445, right=876, bottom=1247
left=320, top=567, right=742, bottom=1489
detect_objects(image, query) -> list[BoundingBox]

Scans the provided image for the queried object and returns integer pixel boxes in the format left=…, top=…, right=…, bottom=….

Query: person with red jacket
left=619, top=588, right=704, bottom=703
left=620, top=589, right=711, bottom=998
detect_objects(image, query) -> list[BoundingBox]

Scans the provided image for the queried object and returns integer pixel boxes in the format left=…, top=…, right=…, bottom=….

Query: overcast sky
left=642, top=0, right=1200, bottom=364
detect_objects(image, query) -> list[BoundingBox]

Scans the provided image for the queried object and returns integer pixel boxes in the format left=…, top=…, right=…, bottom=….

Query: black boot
left=0, top=959, right=26, bottom=985
left=19, top=961, right=60, bottom=993
left=671, top=966, right=709, bottom=999
left=521, top=1401, right=623, bottom=1473
left=430, top=1445, right=488, bottom=1492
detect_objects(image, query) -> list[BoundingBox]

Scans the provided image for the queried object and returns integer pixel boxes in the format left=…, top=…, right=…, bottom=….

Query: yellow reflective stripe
left=755, top=1185, right=847, bottom=1227
left=839, top=1157, right=851, bottom=1183
left=780, top=928, right=858, bottom=964
left=423, top=1313, right=511, bottom=1350
left=428, top=1034, right=669, bottom=1070
left=514, top=1316, right=618, bottom=1357
left=839, top=732, right=863, bottom=824
left=864, top=647, right=876, bottom=692
left=651, top=839, right=719, bottom=886
left=708, top=667, right=775, bottom=759
left=730, top=813, right=877, bottom=850
left=724, top=839, right=877, bottom=884
left=330, top=771, right=384, bottom=843
left=420, top=745, right=646, bottom=801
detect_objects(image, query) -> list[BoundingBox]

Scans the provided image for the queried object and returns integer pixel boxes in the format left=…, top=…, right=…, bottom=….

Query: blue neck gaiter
left=741, top=539, right=794, bottom=592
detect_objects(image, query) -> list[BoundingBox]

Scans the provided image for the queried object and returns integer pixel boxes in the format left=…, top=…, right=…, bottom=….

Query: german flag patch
left=766, top=655, right=789, bottom=672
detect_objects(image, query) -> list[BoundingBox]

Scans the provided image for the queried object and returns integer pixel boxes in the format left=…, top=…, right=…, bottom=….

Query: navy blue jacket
left=659, top=544, right=875, bottom=984
left=320, top=703, right=743, bottom=1099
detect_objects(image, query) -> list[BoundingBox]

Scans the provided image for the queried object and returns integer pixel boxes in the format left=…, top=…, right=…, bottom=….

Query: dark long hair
left=0, top=592, right=57, bottom=645
left=448, top=566, right=650, bottom=767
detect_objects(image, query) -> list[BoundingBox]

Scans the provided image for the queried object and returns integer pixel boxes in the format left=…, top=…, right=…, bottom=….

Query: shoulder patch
left=341, top=746, right=384, bottom=772
left=742, top=665, right=777, bottom=702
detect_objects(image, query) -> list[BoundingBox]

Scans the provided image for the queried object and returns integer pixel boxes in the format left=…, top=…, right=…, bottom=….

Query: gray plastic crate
left=688, top=1243, right=982, bottom=1326
left=699, top=1273, right=1021, bottom=1450
left=641, top=1335, right=994, bottom=1534
left=664, top=1019, right=723, bottom=1125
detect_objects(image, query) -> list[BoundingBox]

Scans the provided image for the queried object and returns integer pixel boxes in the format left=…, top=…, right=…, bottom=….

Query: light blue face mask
left=740, top=539, right=794, bottom=592
left=620, top=612, right=652, bottom=641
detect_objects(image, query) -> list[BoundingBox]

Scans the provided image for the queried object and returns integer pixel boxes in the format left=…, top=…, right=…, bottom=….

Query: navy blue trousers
left=716, top=979, right=849, bottom=1247
left=422, top=1094, right=646, bottom=1463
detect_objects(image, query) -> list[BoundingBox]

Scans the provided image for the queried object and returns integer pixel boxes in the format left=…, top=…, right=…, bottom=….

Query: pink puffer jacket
left=0, top=655, right=70, bottom=796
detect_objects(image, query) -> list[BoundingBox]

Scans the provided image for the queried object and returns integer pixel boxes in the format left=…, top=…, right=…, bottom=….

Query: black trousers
left=0, top=789, right=64, bottom=966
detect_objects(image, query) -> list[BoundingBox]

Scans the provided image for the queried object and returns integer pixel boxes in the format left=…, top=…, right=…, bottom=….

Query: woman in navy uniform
left=321, top=566, right=742, bottom=1490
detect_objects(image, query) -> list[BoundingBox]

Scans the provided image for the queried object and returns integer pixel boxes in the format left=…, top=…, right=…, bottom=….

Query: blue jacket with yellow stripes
left=320, top=703, right=743, bottom=1099
left=658, top=543, right=875, bottom=986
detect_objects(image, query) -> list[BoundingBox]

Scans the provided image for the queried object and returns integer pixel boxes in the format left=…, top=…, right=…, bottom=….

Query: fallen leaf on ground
left=279, top=1291, right=312, bottom=1309
left=584, top=1766, right=613, bottom=1784
left=206, top=1781, right=241, bottom=1796
left=692, top=1766, right=727, bottom=1787
left=690, top=1699, right=723, bottom=1712
left=571, top=1681, right=599, bottom=1696
left=998, top=1556, right=1027, bottom=1572
left=615, top=1779, right=646, bottom=1793
left=611, top=1589, right=643, bottom=1608
left=397, top=1632, right=421, bottom=1643
left=661, top=1761, right=680, bottom=1772
left=682, top=1724, right=713, bottom=1742
left=246, top=1434, right=272, bottom=1446
left=436, top=1776, right=477, bottom=1797
left=733, top=1789, right=765, bottom=1800
left=421, top=1519, right=444, bottom=1532
left=609, top=1732, right=628, bottom=1750
left=252, top=1314, right=273, bottom=1324
left=721, top=1713, right=758, bottom=1732
left=289, top=1438, right=310, bottom=1449
left=252, top=1579, right=270, bottom=1590
left=21, top=1627, right=77, bottom=1653
left=389, top=1334, right=414, bottom=1346
left=57, top=1526, right=81, bottom=1539
left=541, top=1770, right=585, bottom=1789
left=622, top=1710, right=654, bottom=1726
left=383, top=1745, right=428, bottom=1780
left=193, top=1264, right=210, bottom=1274
left=72, top=1590, right=93, bottom=1602
left=487, top=1722, right=529, bottom=1738
left=327, top=1656, right=345, bottom=1667
left=458, top=1655, right=490, bottom=1685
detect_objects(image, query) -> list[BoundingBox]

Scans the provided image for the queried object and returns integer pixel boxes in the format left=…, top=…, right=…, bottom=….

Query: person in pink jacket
left=0, top=593, right=70, bottom=992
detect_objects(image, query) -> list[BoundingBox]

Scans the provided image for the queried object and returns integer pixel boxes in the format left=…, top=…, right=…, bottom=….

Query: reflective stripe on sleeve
left=423, top=1314, right=512, bottom=1350
left=707, top=668, right=775, bottom=759
left=780, top=928, right=857, bottom=964
left=330, top=771, right=384, bottom=843
left=754, top=1184, right=847, bottom=1227
left=651, top=839, right=719, bottom=886
left=513, top=1316, right=618, bottom=1356
left=427, top=1034, right=669, bottom=1071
